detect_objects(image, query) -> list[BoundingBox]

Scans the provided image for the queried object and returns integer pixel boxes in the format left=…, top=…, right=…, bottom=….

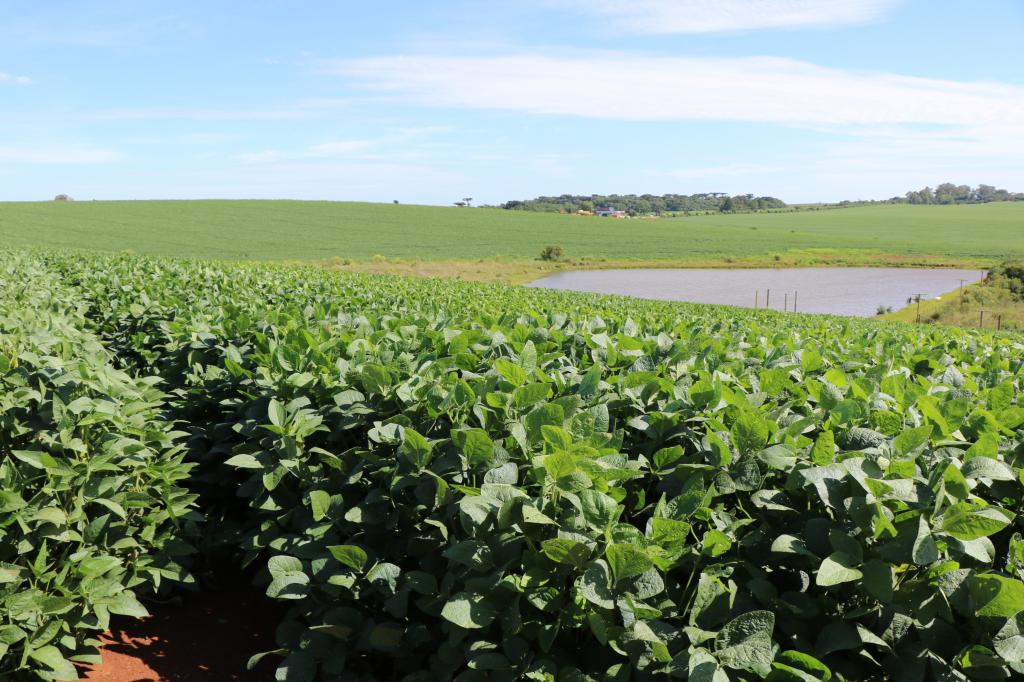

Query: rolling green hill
left=0, top=200, right=1020, bottom=273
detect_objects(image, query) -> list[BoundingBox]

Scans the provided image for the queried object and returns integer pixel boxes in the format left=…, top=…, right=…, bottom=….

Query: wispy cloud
left=0, top=146, right=120, bottom=164
left=235, top=140, right=374, bottom=164
left=233, top=127, right=452, bottom=165
left=552, top=0, right=902, bottom=33
left=328, top=51, right=1024, bottom=195
left=332, top=54, right=1024, bottom=128
left=654, top=163, right=785, bottom=179
left=0, top=72, right=32, bottom=85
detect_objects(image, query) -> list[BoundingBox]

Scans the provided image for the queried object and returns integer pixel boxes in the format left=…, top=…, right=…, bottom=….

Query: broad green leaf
left=328, top=545, right=368, bottom=571
left=994, top=614, right=1024, bottom=665
left=579, top=489, right=620, bottom=532
left=400, top=428, right=433, bottom=469
left=579, top=364, right=602, bottom=399
left=942, top=502, right=1014, bottom=540
left=29, top=645, right=78, bottom=680
left=309, top=489, right=331, bottom=521
left=268, top=398, right=286, bottom=428
left=732, top=412, right=769, bottom=455
left=268, top=555, right=304, bottom=578
left=541, top=538, right=590, bottom=568
left=816, top=552, right=863, bottom=587
left=441, top=592, right=497, bottom=629
left=460, top=428, right=495, bottom=467
left=969, top=574, right=1024, bottom=617
left=768, top=650, right=832, bottom=682
left=702, top=529, right=732, bottom=558
left=811, top=431, right=835, bottom=466
left=715, top=610, right=776, bottom=671
left=225, top=453, right=262, bottom=469
left=892, top=424, right=931, bottom=455
left=579, top=560, right=615, bottom=609
left=961, top=457, right=1015, bottom=481
left=605, top=544, right=653, bottom=582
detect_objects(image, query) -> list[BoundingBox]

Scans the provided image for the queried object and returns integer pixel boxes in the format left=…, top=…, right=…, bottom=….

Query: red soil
left=72, top=587, right=281, bottom=682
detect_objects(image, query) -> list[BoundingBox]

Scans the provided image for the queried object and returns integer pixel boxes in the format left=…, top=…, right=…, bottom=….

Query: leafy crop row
left=3, top=251, right=1024, bottom=681
left=0, top=256, right=198, bottom=679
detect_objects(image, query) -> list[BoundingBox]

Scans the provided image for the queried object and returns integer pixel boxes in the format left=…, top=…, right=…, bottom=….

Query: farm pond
left=526, top=267, right=985, bottom=317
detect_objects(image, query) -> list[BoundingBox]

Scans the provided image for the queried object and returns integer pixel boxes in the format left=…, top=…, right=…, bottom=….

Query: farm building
left=595, top=206, right=627, bottom=218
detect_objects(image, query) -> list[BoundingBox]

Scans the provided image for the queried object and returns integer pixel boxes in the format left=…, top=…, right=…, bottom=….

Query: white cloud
left=656, top=163, right=784, bottom=179
left=331, top=53, right=1024, bottom=162
left=0, top=72, right=32, bottom=85
left=0, top=146, right=120, bottom=164
left=553, top=0, right=902, bottom=33
left=333, top=54, right=1024, bottom=128
left=234, top=127, right=453, bottom=165
left=308, top=140, right=375, bottom=155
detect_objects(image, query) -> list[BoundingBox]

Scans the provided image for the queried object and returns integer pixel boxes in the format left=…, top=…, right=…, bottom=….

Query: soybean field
left=2, top=250, right=1023, bottom=680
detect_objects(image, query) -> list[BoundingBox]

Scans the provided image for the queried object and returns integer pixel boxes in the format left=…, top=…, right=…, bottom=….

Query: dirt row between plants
left=67, top=586, right=280, bottom=682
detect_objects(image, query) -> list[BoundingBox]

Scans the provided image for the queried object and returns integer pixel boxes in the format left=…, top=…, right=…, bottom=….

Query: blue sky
left=1, top=0, right=1022, bottom=204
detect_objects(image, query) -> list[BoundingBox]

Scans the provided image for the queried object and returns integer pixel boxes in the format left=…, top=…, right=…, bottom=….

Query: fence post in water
left=766, top=289, right=770, bottom=309
left=784, top=292, right=788, bottom=312
left=754, top=291, right=758, bottom=309
left=915, top=294, right=922, bottom=323
left=793, top=291, right=797, bottom=312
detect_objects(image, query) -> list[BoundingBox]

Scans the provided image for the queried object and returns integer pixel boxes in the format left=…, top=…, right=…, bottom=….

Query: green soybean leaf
left=942, top=503, right=1014, bottom=541
left=579, top=364, right=602, bottom=399
left=268, top=398, right=286, bottom=428
left=715, top=610, right=776, bottom=671
left=541, top=538, right=590, bottom=568
left=400, top=428, right=433, bottom=469
left=309, top=490, right=331, bottom=521
left=811, top=431, right=835, bottom=466
left=605, top=544, right=653, bottom=583
left=328, top=545, right=368, bottom=571
left=816, top=552, right=863, bottom=587
left=969, top=574, right=1024, bottom=617
left=732, top=412, right=769, bottom=455
left=441, top=592, right=497, bottom=629
left=29, top=645, right=78, bottom=680
left=225, top=453, right=262, bottom=469
left=892, top=424, right=931, bottom=455
left=579, top=560, right=615, bottom=609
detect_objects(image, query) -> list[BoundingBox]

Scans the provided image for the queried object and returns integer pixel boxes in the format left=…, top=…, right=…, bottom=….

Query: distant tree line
left=897, top=183, right=1023, bottom=205
left=494, top=183, right=1023, bottom=216
left=496, top=193, right=787, bottom=216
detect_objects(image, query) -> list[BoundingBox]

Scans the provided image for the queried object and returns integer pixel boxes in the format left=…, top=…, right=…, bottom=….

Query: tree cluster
left=498, top=193, right=787, bottom=216
left=900, top=183, right=1023, bottom=205
left=496, top=183, right=1023, bottom=215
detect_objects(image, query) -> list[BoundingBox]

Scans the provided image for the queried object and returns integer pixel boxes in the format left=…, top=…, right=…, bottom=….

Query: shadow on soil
left=79, top=565, right=284, bottom=681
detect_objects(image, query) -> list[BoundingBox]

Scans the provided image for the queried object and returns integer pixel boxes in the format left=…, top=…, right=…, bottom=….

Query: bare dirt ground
left=73, top=586, right=281, bottom=682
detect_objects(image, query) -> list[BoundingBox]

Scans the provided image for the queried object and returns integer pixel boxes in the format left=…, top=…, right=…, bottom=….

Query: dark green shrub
left=539, top=245, right=564, bottom=261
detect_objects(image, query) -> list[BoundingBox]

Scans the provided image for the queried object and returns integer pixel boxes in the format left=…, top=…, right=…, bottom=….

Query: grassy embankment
left=0, top=200, right=1020, bottom=284
left=882, top=281, right=1024, bottom=331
